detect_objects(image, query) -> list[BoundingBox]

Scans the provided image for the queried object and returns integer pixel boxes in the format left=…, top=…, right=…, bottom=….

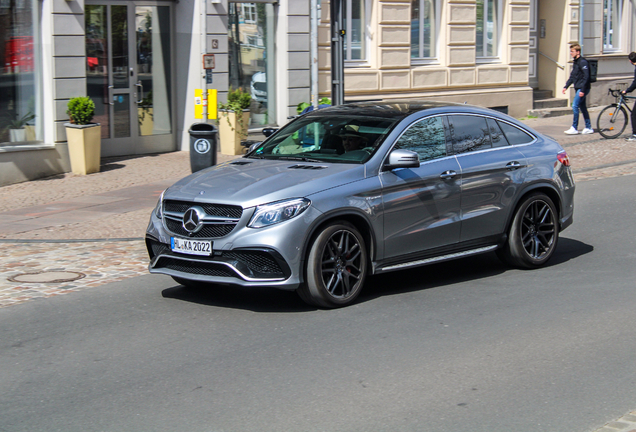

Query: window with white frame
left=476, top=0, right=500, bottom=58
left=344, top=0, right=366, bottom=61
left=411, top=0, right=439, bottom=59
left=603, top=0, right=621, bottom=51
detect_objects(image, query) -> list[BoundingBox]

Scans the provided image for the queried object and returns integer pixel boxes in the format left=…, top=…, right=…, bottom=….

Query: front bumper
left=146, top=202, right=323, bottom=290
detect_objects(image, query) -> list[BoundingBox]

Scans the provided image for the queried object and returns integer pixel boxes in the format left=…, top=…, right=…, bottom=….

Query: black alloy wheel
left=499, top=193, right=559, bottom=268
left=298, top=221, right=368, bottom=308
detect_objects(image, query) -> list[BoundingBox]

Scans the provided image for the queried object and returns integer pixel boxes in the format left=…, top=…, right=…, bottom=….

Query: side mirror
left=384, top=149, right=420, bottom=170
left=262, top=128, right=278, bottom=138
left=248, top=141, right=262, bottom=153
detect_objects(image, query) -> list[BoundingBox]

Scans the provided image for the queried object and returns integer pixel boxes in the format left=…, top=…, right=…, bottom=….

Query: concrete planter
left=218, top=109, right=250, bottom=155
left=65, top=123, right=101, bottom=175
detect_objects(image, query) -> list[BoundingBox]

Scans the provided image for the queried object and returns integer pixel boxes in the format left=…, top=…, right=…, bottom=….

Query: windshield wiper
left=275, top=156, right=323, bottom=163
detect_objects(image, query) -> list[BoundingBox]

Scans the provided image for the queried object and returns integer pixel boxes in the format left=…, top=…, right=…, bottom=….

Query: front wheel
left=597, top=104, right=628, bottom=139
left=297, top=221, right=368, bottom=308
left=498, top=193, right=559, bottom=269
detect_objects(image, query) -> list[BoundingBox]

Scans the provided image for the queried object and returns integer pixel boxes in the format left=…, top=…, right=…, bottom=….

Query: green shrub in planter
left=67, top=96, right=95, bottom=125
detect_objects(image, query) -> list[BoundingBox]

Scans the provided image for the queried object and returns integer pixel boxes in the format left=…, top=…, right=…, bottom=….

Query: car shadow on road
left=161, top=237, right=593, bottom=312
left=358, top=237, right=594, bottom=304
left=161, top=284, right=314, bottom=313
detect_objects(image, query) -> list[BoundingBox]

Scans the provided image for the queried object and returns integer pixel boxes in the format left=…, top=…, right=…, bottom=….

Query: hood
left=165, top=159, right=366, bottom=208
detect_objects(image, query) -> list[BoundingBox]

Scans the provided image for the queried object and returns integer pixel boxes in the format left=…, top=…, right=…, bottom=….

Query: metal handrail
left=538, top=51, right=565, bottom=70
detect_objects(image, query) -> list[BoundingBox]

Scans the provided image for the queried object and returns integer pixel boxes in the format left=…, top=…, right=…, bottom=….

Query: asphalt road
left=1, top=174, right=635, bottom=432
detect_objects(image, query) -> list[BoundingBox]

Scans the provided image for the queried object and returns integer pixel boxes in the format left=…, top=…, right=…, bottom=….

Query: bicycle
left=596, top=88, right=636, bottom=139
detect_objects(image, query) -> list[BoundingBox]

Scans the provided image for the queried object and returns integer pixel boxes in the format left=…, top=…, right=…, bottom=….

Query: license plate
left=171, top=237, right=212, bottom=256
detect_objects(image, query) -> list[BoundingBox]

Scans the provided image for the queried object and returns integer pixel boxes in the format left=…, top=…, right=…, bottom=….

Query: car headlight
left=154, top=190, right=166, bottom=219
left=248, top=198, right=311, bottom=228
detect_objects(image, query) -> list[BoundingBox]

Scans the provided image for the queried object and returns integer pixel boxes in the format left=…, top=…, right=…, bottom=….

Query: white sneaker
left=581, top=128, right=594, bottom=134
left=564, top=127, right=579, bottom=135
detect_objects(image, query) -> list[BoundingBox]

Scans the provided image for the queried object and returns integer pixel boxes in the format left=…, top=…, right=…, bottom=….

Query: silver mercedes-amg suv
left=146, top=102, right=575, bottom=308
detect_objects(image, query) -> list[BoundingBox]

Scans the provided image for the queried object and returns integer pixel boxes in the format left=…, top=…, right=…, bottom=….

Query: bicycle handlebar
left=609, top=88, right=636, bottom=99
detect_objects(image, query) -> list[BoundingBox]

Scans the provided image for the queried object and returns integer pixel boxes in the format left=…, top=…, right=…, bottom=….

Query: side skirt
left=372, top=236, right=503, bottom=274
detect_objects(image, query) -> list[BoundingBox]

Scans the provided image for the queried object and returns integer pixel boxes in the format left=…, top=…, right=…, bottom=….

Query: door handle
left=136, top=81, right=143, bottom=104
left=107, top=85, right=114, bottom=105
left=440, top=170, right=457, bottom=180
left=506, top=161, right=523, bottom=170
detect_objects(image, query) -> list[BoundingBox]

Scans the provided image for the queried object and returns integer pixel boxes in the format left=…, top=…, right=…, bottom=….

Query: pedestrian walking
left=621, top=52, right=636, bottom=141
left=562, top=43, right=594, bottom=135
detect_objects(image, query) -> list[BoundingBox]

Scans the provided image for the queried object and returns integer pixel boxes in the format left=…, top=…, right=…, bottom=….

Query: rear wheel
left=297, top=221, right=368, bottom=308
left=499, top=193, right=559, bottom=268
left=597, top=104, right=628, bottom=139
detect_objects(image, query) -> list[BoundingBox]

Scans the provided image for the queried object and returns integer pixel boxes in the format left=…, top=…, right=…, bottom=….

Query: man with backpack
left=562, top=43, right=594, bottom=135
left=621, top=52, right=636, bottom=141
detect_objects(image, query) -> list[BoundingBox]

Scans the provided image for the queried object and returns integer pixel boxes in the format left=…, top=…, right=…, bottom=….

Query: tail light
left=557, top=151, right=570, bottom=167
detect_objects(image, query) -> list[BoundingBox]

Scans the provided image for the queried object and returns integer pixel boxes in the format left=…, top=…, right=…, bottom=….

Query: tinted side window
left=486, top=118, right=509, bottom=148
left=448, top=115, right=492, bottom=154
left=497, top=121, right=534, bottom=145
left=394, top=116, right=447, bottom=162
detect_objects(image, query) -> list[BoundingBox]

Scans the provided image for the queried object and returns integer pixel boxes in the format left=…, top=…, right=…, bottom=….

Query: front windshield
left=248, top=114, right=399, bottom=164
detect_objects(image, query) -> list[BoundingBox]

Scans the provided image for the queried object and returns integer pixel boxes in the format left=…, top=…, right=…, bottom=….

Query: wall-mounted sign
left=203, top=54, right=215, bottom=70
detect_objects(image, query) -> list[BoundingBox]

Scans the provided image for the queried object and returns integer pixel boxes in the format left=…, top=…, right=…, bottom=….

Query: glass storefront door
left=85, top=1, right=174, bottom=157
left=228, top=2, right=276, bottom=127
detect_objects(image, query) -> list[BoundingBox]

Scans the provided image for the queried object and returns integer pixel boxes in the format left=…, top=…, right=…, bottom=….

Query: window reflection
left=449, top=115, right=492, bottom=154
left=395, top=116, right=446, bottom=162
left=1, top=0, right=40, bottom=144
left=229, top=2, right=275, bottom=126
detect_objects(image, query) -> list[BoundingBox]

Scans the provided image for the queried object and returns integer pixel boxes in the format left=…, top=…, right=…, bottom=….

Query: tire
left=297, top=221, right=368, bottom=308
left=499, top=193, right=559, bottom=269
left=597, top=104, right=628, bottom=139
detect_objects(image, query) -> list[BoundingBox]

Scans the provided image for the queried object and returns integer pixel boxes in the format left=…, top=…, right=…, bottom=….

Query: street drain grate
left=8, top=271, right=86, bottom=284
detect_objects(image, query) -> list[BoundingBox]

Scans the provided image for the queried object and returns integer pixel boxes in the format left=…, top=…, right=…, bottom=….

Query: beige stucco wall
left=319, top=0, right=533, bottom=118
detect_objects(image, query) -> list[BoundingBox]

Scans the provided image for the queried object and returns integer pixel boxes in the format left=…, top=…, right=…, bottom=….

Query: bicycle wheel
left=597, top=104, right=628, bottom=139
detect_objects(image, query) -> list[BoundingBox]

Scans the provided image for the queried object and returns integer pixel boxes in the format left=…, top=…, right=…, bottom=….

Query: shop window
left=476, top=0, right=501, bottom=59
left=229, top=2, right=275, bottom=126
left=1, top=0, right=41, bottom=145
left=411, top=0, right=439, bottom=60
left=603, top=0, right=622, bottom=52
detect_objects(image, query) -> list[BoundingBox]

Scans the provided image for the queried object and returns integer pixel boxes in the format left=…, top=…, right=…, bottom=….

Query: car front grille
left=165, top=218, right=237, bottom=238
left=163, top=200, right=243, bottom=239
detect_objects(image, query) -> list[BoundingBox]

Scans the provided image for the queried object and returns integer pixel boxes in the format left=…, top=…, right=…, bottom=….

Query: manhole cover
left=8, top=271, right=86, bottom=284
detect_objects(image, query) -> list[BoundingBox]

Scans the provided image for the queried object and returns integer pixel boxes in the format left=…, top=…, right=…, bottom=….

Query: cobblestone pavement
left=595, top=410, right=636, bottom=432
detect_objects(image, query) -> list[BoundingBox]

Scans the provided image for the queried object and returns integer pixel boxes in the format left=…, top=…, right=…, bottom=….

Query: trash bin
left=188, top=123, right=217, bottom=173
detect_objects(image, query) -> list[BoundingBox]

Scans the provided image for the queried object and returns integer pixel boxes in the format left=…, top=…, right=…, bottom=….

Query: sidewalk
left=2, top=115, right=636, bottom=309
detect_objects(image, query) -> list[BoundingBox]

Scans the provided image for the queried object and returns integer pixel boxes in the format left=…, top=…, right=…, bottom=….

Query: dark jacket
left=625, top=66, right=636, bottom=93
left=564, top=56, right=591, bottom=92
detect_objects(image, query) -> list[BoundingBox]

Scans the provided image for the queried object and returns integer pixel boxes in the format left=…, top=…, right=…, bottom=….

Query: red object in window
left=87, top=57, right=99, bottom=68
left=4, top=36, right=34, bottom=72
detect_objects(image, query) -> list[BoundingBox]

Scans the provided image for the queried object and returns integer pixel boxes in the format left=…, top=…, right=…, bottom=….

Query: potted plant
left=218, top=87, right=251, bottom=155
left=65, top=96, right=101, bottom=175
left=3, top=110, right=35, bottom=142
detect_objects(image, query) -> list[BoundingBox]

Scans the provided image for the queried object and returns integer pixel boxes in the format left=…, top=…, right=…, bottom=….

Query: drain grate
left=8, top=271, right=86, bottom=284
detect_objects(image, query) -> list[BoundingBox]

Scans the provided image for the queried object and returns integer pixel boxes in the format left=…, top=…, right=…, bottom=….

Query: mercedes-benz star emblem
left=183, top=207, right=205, bottom=234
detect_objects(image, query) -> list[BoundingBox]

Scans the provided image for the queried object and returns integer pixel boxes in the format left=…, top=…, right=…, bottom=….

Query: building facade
left=1, top=0, right=635, bottom=186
